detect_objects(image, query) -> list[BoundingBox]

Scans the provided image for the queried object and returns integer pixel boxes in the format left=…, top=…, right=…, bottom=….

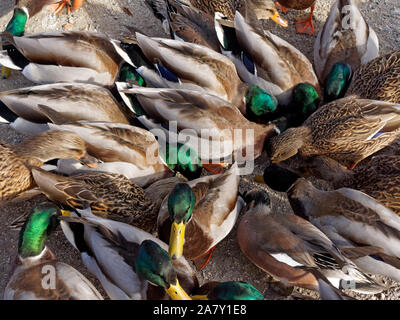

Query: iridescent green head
left=18, top=202, right=60, bottom=258
left=209, top=282, right=264, bottom=300
left=119, top=63, right=146, bottom=87
left=6, top=7, right=28, bottom=37
left=164, top=142, right=203, bottom=180
left=168, top=183, right=196, bottom=224
left=293, top=83, right=320, bottom=118
left=135, top=240, right=177, bottom=289
left=118, top=64, right=146, bottom=116
left=245, top=85, right=278, bottom=120
left=324, top=62, right=352, bottom=102
left=136, top=240, right=191, bottom=299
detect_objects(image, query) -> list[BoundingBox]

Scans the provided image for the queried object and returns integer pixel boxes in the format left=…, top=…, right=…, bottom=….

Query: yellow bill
left=271, top=12, right=288, bottom=27
left=169, top=221, right=186, bottom=260
left=165, top=279, right=192, bottom=300
left=61, top=210, right=71, bottom=217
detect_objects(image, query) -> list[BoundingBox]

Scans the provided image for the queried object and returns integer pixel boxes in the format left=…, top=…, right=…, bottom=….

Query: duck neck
left=6, top=7, right=28, bottom=37
left=19, top=219, right=49, bottom=259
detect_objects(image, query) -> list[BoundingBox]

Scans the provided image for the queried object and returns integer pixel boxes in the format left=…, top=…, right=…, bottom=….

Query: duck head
left=18, top=202, right=60, bottom=258
left=167, top=183, right=196, bottom=260
left=324, top=62, right=352, bottom=102
left=135, top=240, right=191, bottom=300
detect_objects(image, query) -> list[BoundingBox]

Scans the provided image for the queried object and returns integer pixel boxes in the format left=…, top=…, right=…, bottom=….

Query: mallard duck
left=157, top=163, right=242, bottom=269
left=0, top=130, right=95, bottom=201
left=4, top=202, right=103, bottom=300
left=59, top=207, right=198, bottom=300
left=275, top=0, right=317, bottom=35
left=237, top=189, right=383, bottom=294
left=221, top=12, right=320, bottom=110
left=144, top=0, right=287, bottom=49
left=119, top=85, right=278, bottom=162
left=314, top=0, right=379, bottom=101
left=266, top=96, right=400, bottom=169
left=0, top=83, right=133, bottom=129
left=132, top=32, right=282, bottom=118
left=288, top=178, right=400, bottom=282
left=1, top=0, right=59, bottom=78
left=31, top=168, right=158, bottom=233
left=46, top=120, right=174, bottom=187
left=43, top=105, right=213, bottom=180
left=345, top=50, right=400, bottom=104
left=272, top=154, right=400, bottom=216
left=144, top=0, right=221, bottom=52
left=132, top=30, right=319, bottom=123
left=0, top=31, right=134, bottom=86
left=187, top=0, right=287, bottom=25
left=191, top=281, right=264, bottom=300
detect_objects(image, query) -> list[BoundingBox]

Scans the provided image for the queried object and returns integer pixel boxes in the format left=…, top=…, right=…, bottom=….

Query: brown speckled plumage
left=0, top=130, right=88, bottom=201
left=31, top=169, right=158, bottom=233
left=299, top=154, right=400, bottom=216
left=267, top=97, right=400, bottom=168
left=278, top=0, right=315, bottom=10
left=346, top=50, right=400, bottom=103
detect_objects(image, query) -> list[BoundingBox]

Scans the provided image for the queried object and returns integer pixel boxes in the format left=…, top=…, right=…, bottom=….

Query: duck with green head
left=323, top=62, right=352, bottom=102
left=159, top=163, right=241, bottom=269
left=1, top=0, right=88, bottom=78
left=136, top=239, right=192, bottom=300
left=132, top=32, right=285, bottom=118
left=271, top=83, right=320, bottom=132
left=59, top=207, right=198, bottom=300
left=4, top=202, right=103, bottom=300
left=1, top=5, right=28, bottom=78
left=161, top=142, right=204, bottom=181
left=167, top=183, right=196, bottom=260
left=314, top=0, right=379, bottom=102
left=120, top=85, right=279, bottom=164
left=216, top=12, right=321, bottom=112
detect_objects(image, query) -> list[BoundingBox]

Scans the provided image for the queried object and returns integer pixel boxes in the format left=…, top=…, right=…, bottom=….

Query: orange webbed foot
left=199, top=245, right=217, bottom=270
left=295, top=4, right=315, bottom=35
left=72, top=0, right=85, bottom=11
left=48, top=0, right=72, bottom=15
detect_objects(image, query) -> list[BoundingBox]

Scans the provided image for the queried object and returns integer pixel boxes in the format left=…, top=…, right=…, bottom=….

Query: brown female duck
left=188, top=0, right=287, bottom=25
left=346, top=50, right=400, bottom=104
left=267, top=96, right=400, bottom=169
left=31, top=169, right=158, bottom=233
left=0, top=130, right=93, bottom=201
left=237, top=189, right=383, bottom=294
left=0, top=31, right=134, bottom=86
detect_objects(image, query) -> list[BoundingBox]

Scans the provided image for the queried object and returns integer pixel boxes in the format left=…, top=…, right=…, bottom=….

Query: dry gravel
left=0, top=0, right=399, bottom=300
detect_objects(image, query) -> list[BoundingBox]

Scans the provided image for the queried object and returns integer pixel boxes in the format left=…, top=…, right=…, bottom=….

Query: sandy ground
left=1, top=0, right=400, bottom=300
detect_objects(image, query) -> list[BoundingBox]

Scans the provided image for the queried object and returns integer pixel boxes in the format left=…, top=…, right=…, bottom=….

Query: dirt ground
left=1, top=0, right=400, bottom=300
